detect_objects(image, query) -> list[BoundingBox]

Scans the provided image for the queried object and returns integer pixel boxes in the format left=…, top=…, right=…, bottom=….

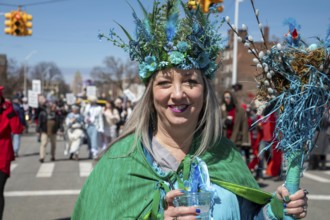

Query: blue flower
left=177, top=41, right=189, bottom=53
left=197, top=52, right=210, bottom=69
left=164, top=42, right=175, bottom=52
left=138, top=63, right=148, bottom=79
left=169, top=51, right=185, bottom=65
left=109, top=28, right=115, bottom=39
left=144, top=56, right=158, bottom=72
left=138, top=56, right=158, bottom=79
left=204, top=62, right=218, bottom=79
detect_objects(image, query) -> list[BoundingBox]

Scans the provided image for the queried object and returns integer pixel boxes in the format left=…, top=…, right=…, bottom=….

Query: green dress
left=72, top=134, right=272, bottom=219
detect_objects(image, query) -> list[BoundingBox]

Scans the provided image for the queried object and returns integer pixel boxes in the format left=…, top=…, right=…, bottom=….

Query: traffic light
left=188, top=0, right=199, bottom=10
left=3, top=10, right=32, bottom=36
left=22, top=12, right=33, bottom=36
left=11, top=11, right=25, bottom=36
left=4, top=11, right=14, bottom=35
left=199, top=0, right=224, bottom=13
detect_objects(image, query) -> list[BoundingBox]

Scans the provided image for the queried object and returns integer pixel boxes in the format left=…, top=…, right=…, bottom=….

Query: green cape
left=72, top=134, right=272, bottom=219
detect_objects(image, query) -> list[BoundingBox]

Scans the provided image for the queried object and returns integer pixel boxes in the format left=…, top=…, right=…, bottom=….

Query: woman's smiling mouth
left=169, top=105, right=189, bottom=113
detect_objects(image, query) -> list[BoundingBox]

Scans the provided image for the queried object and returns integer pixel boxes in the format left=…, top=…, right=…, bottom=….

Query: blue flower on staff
left=169, top=51, right=185, bottom=65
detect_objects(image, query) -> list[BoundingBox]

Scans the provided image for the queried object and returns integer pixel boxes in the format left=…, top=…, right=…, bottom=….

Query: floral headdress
left=98, top=0, right=224, bottom=83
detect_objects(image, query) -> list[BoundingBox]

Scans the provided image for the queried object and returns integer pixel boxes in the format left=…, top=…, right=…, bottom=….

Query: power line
left=0, top=0, right=71, bottom=9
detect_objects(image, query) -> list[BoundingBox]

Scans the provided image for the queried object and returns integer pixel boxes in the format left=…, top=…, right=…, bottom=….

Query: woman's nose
left=171, top=84, right=185, bottom=99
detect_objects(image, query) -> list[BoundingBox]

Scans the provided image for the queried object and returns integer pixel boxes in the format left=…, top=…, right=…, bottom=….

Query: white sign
left=123, top=89, right=137, bottom=103
left=86, top=86, right=97, bottom=98
left=66, top=93, right=76, bottom=105
left=32, top=80, right=42, bottom=94
left=28, top=90, right=39, bottom=108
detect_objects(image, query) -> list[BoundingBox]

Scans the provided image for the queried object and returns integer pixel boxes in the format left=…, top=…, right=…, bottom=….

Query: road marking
left=4, top=190, right=80, bottom=197
left=36, top=163, right=55, bottom=178
left=5, top=190, right=329, bottom=200
left=324, top=171, right=330, bottom=176
left=10, top=163, right=18, bottom=172
left=308, top=195, right=330, bottom=201
left=79, top=162, right=93, bottom=177
left=303, top=172, right=330, bottom=183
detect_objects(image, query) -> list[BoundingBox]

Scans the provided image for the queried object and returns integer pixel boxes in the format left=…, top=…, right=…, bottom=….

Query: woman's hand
left=276, top=185, right=309, bottom=219
left=164, top=190, right=201, bottom=220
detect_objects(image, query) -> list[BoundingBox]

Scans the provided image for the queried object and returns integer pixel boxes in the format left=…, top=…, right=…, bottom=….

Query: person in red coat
left=0, top=86, right=23, bottom=219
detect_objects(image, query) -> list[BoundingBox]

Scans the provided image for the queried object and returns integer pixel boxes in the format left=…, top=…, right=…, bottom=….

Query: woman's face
left=224, top=92, right=232, bottom=105
left=152, top=68, right=204, bottom=130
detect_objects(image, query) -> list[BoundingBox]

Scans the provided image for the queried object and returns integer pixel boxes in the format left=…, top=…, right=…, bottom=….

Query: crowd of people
left=30, top=94, right=135, bottom=162
left=2, top=82, right=328, bottom=219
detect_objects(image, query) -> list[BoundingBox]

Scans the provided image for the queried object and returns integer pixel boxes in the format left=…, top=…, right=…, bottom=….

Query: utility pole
left=232, top=0, right=243, bottom=86
left=23, top=50, right=37, bottom=97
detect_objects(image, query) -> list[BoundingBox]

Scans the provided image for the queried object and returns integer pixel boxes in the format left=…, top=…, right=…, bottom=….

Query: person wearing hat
left=72, top=1, right=308, bottom=219
left=0, top=86, right=23, bottom=219
left=83, top=96, right=104, bottom=159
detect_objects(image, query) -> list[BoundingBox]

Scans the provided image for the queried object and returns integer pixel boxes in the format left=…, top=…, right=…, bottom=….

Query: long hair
left=103, top=71, right=222, bottom=157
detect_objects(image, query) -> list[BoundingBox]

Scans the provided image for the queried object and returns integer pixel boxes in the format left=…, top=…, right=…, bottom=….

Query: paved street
left=3, top=129, right=93, bottom=220
left=3, top=130, right=330, bottom=220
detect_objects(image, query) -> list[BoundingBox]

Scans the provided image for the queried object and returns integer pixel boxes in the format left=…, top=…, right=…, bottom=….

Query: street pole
left=23, top=50, right=37, bottom=97
left=232, top=0, right=243, bottom=86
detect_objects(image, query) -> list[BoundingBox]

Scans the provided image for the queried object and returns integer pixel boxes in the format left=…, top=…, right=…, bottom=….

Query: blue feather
left=283, top=17, right=301, bottom=33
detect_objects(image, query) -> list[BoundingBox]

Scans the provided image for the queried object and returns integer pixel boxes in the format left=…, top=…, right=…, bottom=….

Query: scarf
left=72, top=134, right=271, bottom=219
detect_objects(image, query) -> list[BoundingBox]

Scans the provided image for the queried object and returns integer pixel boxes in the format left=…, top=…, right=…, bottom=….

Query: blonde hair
left=105, top=71, right=222, bottom=157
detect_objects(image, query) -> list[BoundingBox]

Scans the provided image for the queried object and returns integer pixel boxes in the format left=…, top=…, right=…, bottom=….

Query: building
left=0, top=54, right=7, bottom=84
left=214, top=26, right=274, bottom=103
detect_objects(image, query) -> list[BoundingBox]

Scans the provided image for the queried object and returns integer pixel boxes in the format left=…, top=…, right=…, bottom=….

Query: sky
left=1, top=0, right=330, bottom=83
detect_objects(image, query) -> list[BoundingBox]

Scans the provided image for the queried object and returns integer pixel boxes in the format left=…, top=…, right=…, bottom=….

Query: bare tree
left=30, top=62, right=69, bottom=97
left=5, top=58, right=25, bottom=97
left=90, top=56, right=138, bottom=97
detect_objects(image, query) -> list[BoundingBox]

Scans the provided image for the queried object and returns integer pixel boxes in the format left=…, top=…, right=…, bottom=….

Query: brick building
left=0, top=55, right=8, bottom=95
left=214, top=27, right=273, bottom=103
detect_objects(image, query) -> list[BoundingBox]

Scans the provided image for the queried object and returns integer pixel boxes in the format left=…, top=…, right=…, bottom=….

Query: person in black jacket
left=37, top=102, right=61, bottom=163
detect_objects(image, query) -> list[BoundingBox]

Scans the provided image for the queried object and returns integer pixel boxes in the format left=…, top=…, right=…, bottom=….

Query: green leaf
left=114, top=21, right=132, bottom=41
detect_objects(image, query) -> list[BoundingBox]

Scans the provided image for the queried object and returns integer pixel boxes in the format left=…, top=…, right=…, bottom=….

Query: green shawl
left=72, top=134, right=272, bottom=219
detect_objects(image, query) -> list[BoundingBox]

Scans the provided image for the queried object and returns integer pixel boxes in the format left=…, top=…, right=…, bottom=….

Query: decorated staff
left=226, top=0, right=330, bottom=219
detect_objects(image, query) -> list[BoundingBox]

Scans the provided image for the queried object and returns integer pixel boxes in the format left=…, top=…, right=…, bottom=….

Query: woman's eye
left=157, top=81, right=171, bottom=86
left=186, top=79, right=198, bottom=86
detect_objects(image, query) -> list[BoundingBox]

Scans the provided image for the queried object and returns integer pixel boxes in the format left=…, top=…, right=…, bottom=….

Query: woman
left=72, top=1, right=308, bottom=219
left=102, top=100, right=120, bottom=149
left=0, top=86, right=23, bottom=219
left=220, top=90, right=251, bottom=164
left=83, top=96, right=104, bottom=159
left=65, top=105, right=85, bottom=160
